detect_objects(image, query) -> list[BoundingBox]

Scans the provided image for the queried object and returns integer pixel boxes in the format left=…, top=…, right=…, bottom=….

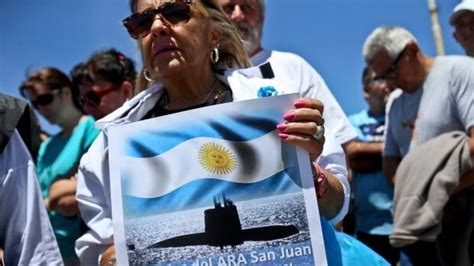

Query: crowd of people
left=1, top=0, right=473, bottom=265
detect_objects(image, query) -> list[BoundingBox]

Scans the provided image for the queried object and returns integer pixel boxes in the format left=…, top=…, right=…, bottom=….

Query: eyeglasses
left=368, top=79, right=387, bottom=86
left=78, top=85, right=120, bottom=107
left=122, top=1, right=193, bottom=39
left=373, top=47, right=407, bottom=81
left=30, top=88, right=62, bottom=109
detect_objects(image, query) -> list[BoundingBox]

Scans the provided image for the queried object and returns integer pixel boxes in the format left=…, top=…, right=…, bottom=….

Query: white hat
left=450, top=0, right=474, bottom=25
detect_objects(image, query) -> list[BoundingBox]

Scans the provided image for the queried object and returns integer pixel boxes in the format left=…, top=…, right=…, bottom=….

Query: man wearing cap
left=450, top=0, right=474, bottom=57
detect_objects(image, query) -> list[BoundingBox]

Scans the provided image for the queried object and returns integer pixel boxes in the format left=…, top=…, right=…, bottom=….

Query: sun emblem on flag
left=199, top=143, right=237, bottom=175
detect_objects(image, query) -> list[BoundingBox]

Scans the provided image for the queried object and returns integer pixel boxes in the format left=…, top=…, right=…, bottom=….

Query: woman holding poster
left=75, top=0, right=356, bottom=265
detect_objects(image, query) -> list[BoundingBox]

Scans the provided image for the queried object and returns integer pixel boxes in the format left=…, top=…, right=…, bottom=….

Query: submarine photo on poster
left=108, top=94, right=327, bottom=265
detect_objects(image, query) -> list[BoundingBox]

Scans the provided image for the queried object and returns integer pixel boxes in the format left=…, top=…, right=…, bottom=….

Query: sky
left=0, top=0, right=466, bottom=135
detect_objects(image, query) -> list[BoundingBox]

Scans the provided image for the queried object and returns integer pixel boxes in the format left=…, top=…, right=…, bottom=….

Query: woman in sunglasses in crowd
left=20, top=67, right=100, bottom=265
left=75, top=0, right=350, bottom=264
left=74, top=49, right=137, bottom=120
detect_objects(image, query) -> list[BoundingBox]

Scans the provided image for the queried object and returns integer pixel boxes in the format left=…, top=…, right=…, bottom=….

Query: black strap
left=259, top=62, right=275, bottom=79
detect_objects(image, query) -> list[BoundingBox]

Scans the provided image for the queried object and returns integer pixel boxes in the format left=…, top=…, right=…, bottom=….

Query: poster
left=109, top=93, right=327, bottom=265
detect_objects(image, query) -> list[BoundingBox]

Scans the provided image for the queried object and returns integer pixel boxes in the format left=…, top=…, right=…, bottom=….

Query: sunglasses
left=373, top=47, right=407, bottom=81
left=78, top=85, right=120, bottom=107
left=31, top=88, right=62, bottom=109
left=123, top=1, right=193, bottom=39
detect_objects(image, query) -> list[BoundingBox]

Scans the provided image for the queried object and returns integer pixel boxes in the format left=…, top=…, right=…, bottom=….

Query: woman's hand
left=277, top=98, right=345, bottom=220
left=277, top=98, right=325, bottom=161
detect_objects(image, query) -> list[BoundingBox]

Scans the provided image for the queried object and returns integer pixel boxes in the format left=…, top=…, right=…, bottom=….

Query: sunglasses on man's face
left=123, top=1, right=193, bottom=39
left=31, top=88, right=62, bottom=109
left=78, top=85, right=121, bottom=107
left=373, top=47, right=407, bottom=82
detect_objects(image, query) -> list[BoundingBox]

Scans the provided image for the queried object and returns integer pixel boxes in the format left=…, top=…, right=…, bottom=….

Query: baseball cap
left=450, top=0, right=474, bottom=25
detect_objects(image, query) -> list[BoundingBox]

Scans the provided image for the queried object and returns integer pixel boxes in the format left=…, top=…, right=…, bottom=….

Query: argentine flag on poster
left=112, top=94, right=309, bottom=219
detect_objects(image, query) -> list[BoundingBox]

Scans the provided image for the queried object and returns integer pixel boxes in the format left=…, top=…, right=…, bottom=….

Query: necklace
left=161, top=79, right=222, bottom=110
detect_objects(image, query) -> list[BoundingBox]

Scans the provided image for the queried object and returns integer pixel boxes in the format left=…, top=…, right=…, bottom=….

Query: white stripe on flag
left=122, top=131, right=284, bottom=198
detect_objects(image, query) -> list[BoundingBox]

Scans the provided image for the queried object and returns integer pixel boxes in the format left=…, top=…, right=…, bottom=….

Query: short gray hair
left=362, top=26, right=418, bottom=63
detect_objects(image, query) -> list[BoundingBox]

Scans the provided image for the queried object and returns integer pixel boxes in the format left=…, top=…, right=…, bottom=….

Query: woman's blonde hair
left=129, top=0, right=251, bottom=69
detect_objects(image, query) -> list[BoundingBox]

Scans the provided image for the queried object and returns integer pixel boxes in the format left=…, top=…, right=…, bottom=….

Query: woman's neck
left=59, top=109, right=85, bottom=137
left=161, top=69, right=218, bottom=110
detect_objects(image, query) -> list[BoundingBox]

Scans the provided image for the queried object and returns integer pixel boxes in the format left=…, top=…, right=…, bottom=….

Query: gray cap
left=450, top=0, right=474, bottom=25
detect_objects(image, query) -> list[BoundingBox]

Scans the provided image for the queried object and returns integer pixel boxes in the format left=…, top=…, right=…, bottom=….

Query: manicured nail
left=276, top=124, right=288, bottom=132
left=283, top=111, right=295, bottom=121
left=278, top=133, right=289, bottom=140
left=294, top=99, right=306, bottom=108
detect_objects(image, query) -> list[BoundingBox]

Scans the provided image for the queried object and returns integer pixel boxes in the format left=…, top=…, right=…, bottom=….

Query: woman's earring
left=210, top=45, right=220, bottom=64
left=143, top=68, right=153, bottom=82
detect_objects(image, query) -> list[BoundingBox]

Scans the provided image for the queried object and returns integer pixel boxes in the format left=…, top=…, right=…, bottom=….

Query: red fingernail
left=278, top=133, right=289, bottom=140
left=294, top=99, right=305, bottom=108
left=283, top=111, right=295, bottom=121
left=276, top=124, right=288, bottom=132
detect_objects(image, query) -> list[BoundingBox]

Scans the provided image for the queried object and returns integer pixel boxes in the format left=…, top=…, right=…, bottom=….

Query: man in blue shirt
left=345, top=67, right=399, bottom=265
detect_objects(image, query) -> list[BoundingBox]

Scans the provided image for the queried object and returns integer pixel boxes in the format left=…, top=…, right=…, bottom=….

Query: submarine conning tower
left=205, top=195, right=243, bottom=247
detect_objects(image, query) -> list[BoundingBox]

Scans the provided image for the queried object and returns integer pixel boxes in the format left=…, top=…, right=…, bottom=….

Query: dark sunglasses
left=123, top=1, right=193, bottom=39
left=373, top=47, right=407, bottom=81
left=78, top=85, right=120, bottom=107
left=31, top=88, right=62, bottom=109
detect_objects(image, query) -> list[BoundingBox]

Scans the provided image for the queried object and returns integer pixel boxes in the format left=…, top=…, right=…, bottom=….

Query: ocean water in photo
left=125, top=192, right=315, bottom=265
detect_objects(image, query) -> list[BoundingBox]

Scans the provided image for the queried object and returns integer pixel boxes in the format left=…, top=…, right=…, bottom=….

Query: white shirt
left=0, top=130, right=62, bottom=265
left=75, top=69, right=350, bottom=265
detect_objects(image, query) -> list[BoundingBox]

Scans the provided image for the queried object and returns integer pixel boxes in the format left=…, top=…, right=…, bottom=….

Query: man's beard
left=235, top=21, right=262, bottom=55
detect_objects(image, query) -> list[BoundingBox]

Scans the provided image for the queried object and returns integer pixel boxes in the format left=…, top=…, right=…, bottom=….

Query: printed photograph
left=109, top=95, right=325, bottom=265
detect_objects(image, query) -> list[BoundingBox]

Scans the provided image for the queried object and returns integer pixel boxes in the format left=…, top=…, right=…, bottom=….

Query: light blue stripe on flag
left=123, top=111, right=280, bottom=157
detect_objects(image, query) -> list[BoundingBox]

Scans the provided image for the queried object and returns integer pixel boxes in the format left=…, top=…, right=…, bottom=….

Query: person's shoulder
left=75, top=116, right=99, bottom=135
left=38, top=133, right=56, bottom=155
left=349, top=109, right=368, bottom=121
left=82, top=115, right=97, bottom=127
left=261, top=49, right=320, bottom=80
left=438, top=55, right=473, bottom=62
left=434, top=56, right=474, bottom=84
left=96, top=84, right=162, bottom=130
left=267, top=49, right=310, bottom=65
left=83, top=116, right=101, bottom=138
left=252, top=49, right=311, bottom=67
left=436, top=55, right=474, bottom=69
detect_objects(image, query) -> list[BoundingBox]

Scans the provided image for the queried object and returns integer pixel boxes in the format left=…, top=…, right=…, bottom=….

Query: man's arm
left=318, top=137, right=351, bottom=224
left=317, top=168, right=344, bottom=219
left=383, top=155, right=401, bottom=186
left=345, top=141, right=383, bottom=172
